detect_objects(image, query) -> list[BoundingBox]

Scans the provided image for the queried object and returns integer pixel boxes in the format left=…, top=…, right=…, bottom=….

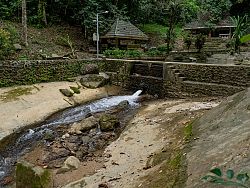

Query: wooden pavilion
left=184, top=18, right=236, bottom=39
left=101, top=18, right=148, bottom=51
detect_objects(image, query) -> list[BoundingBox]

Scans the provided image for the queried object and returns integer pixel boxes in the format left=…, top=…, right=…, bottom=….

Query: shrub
left=0, top=28, right=12, bottom=59
left=202, top=167, right=250, bottom=187
left=146, top=49, right=163, bottom=56
left=157, top=44, right=169, bottom=52
left=103, top=49, right=144, bottom=59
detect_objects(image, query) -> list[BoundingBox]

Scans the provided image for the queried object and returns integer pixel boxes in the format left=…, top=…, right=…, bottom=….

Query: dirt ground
left=61, top=98, right=220, bottom=188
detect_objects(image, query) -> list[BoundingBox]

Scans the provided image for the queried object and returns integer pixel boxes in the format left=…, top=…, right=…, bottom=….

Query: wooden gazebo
left=184, top=18, right=236, bottom=39
left=101, top=18, right=148, bottom=50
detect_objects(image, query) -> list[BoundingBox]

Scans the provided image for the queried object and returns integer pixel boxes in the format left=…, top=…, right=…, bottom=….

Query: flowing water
left=0, top=90, right=142, bottom=184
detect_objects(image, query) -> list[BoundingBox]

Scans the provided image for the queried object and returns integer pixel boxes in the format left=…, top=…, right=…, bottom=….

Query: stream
left=0, top=90, right=142, bottom=185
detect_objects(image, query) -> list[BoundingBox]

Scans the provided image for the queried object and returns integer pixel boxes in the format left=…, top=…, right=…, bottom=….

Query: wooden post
left=115, top=38, right=119, bottom=48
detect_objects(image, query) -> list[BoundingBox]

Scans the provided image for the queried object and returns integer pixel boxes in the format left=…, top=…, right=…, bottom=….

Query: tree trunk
left=22, top=0, right=28, bottom=47
left=38, top=0, right=47, bottom=26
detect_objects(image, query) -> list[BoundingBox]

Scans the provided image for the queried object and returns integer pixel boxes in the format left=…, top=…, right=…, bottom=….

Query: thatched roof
left=185, top=17, right=236, bottom=30
left=102, top=19, right=148, bottom=40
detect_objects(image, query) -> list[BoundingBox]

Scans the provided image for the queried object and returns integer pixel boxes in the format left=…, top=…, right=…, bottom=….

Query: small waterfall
left=132, top=90, right=142, bottom=97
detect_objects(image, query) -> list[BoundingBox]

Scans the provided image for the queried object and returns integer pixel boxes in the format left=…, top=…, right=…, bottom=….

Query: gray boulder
left=80, top=73, right=110, bottom=89
left=69, top=116, right=98, bottom=134
left=80, top=64, right=99, bottom=75
left=99, top=114, right=120, bottom=131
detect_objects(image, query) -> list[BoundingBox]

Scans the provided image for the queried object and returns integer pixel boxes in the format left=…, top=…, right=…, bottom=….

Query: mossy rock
left=16, top=160, right=53, bottom=188
left=70, top=86, right=80, bottom=94
left=99, top=114, right=120, bottom=131
left=59, top=89, right=74, bottom=97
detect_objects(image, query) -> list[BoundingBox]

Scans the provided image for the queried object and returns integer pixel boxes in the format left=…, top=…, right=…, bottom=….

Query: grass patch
left=184, top=122, right=193, bottom=142
left=139, top=23, right=182, bottom=38
left=139, top=23, right=167, bottom=36
left=140, top=150, right=187, bottom=188
left=0, top=87, right=33, bottom=102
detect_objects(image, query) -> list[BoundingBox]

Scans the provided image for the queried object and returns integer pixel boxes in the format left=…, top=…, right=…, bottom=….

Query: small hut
left=184, top=18, right=236, bottom=39
left=101, top=18, right=148, bottom=51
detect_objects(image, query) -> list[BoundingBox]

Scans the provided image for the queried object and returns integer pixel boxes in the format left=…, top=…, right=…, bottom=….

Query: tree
left=165, top=0, right=183, bottom=52
left=22, top=0, right=28, bottom=47
left=38, top=0, right=47, bottom=26
left=198, top=0, right=232, bottom=25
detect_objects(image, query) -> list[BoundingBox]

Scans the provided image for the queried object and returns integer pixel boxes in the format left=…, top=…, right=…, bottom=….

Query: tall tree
left=165, top=0, right=183, bottom=52
left=22, top=0, right=28, bottom=46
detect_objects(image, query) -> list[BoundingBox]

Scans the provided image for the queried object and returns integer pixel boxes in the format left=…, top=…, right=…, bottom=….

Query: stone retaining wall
left=0, top=59, right=249, bottom=97
left=0, top=59, right=127, bottom=87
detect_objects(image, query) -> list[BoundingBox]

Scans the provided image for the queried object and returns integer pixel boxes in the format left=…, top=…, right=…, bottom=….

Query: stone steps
left=182, top=81, right=245, bottom=96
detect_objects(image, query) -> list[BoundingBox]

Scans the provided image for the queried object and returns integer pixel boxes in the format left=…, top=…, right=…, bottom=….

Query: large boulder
left=80, top=64, right=99, bottom=75
left=69, top=116, right=98, bottom=134
left=16, top=160, right=53, bottom=188
left=99, top=114, right=120, bottom=131
left=80, top=73, right=110, bottom=89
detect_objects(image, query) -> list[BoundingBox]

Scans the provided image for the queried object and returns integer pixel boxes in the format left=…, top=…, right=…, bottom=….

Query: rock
left=57, top=156, right=80, bottom=174
left=13, top=43, right=22, bottom=51
left=51, top=53, right=60, bottom=58
left=69, top=86, right=80, bottom=94
left=99, top=114, right=120, bottom=131
left=81, top=136, right=91, bottom=144
left=59, top=89, right=74, bottom=97
left=64, top=156, right=80, bottom=169
left=62, top=133, right=70, bottom=139
left=80, top=64, right=99, bottom=75
left=62, top=179, right=87, bottom=188
left=80, top=73, right=110, bottom=89
left=137, top=94, right=154, bottom=102
left=117, top=100, right=129, bottom=109
left=69, top=116, right=98, bottom=134
left=16, top=160, right=53, bottom=188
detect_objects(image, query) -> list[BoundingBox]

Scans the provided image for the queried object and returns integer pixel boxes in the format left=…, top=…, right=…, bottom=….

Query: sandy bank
left=0, top=82, right=121, bottom=141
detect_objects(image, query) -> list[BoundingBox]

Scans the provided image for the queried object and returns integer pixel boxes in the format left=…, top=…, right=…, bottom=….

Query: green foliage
left=0, top=28, right=13, bottom=59
left=147, top=49, right=164, bottom=57
left=139, top=24, right=167, bottom=37
left=103, top=49, right=144, bottom=59
left=184, top=122, right=193, bottom=141
left=202, top=168, right=250, bottom=187
left=198, top=0, right=232, bottom=25
left=240, top=34, right=250, bottom=43
left=230, top=15, right=249, bottom=53
left=60, top=34, right=75, bottom=58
